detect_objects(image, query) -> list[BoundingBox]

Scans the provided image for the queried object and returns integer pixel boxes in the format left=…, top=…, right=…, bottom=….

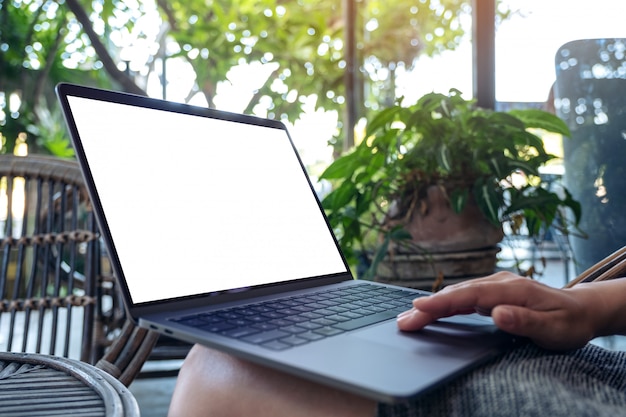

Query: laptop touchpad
left=349, top=318, right=503, bottom=357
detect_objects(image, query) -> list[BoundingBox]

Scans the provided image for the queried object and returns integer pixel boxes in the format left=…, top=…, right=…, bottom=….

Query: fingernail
left=498, top=307, right=515, bottom=327
left=396, top=308, right=415, bottom=321
left=397, top=309, right=414, bottom=319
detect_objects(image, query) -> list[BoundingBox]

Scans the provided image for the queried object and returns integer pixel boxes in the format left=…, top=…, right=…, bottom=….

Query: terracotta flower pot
left=376, top=185, right=503, bottom=290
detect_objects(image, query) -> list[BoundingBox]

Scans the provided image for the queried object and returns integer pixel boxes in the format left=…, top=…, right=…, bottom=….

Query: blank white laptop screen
left=67, top=96, right=348, bottom=304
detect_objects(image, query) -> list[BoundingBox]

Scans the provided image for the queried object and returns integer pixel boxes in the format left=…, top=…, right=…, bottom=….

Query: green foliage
left=1, top=0, right=482, bottom=156
left=321, top=90, right=582, bottom=273
left=0, top=0, right=113, bottom=155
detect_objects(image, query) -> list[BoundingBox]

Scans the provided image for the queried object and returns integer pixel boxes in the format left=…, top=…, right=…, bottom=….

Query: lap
left=168, top=343, right=626, bottom=417
left=167, top=344, right=377, bottom=417
left=378, top=343, right=626, bottom=417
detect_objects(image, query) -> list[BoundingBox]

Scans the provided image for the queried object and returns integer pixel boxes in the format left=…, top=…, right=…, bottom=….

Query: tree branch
left=64, top=0, right=146, bottom=96
left=242, top=67, right=280, bottom=115
left=156, top=0, right=178, bottom=31
left=32, top=14, right=66, bottom=111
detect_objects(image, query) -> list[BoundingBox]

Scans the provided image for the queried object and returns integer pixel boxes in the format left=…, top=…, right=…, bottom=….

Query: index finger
left=411, top=276, right=547, bottom=319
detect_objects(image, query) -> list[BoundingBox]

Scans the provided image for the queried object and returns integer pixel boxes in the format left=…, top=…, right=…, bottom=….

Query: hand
left=396, top=271, right=600, bottom=350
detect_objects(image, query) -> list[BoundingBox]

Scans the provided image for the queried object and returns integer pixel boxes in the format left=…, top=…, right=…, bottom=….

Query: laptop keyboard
left=171, top=283, right=422, bottom=351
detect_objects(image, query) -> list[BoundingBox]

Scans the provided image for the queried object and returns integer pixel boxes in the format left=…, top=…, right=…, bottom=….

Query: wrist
left=569, top=279, right=626, bottom=339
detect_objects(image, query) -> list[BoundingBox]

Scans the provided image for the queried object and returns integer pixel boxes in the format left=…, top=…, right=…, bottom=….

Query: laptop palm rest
left=271, top=317, right=516, bottom=402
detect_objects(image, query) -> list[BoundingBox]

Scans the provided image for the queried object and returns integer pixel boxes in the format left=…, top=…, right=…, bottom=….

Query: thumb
left=491, top=305, right=545, bottom=338
left=492, top=305, right=578, bottom=350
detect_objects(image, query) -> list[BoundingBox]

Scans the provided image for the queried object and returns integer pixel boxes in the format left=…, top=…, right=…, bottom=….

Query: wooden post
left=343, top=0, right=357, bottom=150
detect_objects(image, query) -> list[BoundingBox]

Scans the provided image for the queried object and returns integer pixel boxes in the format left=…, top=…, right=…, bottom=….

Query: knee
left=167, top=344, right=376, bottom=417
left=168, top=345, right=246, bottom=417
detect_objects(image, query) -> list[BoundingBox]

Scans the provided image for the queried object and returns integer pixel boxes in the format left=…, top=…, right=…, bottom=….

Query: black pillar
left=472, top=0, right=496, bottom=109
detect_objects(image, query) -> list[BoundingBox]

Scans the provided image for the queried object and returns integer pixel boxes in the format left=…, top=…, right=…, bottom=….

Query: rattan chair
left=0, top=154, right=160, bottom=386
left=0, top=351, right=140, bottom=416
left=565, top=245, right=626, bottom=288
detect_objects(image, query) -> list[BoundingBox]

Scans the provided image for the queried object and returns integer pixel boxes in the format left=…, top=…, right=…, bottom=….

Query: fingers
left=491, top=305, right=529, bottom=334
left=396, top=308, right=435, bottom=331
left=491, top=305, right=589, bottom=350
left=396, top=271, right=600, bottom=351
left=397, top=305, right=479, bottom=331
left=487, top=305, right=556, bottom=347
left=396, top=272, right=554, bottom=333
left=411, top=274, right=548, bottom=317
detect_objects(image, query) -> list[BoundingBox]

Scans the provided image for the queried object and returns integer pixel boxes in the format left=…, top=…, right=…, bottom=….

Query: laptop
left=56, top=82, right=520, bottom=403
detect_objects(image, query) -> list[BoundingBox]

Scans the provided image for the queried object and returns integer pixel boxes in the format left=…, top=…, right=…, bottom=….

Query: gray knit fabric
left=376, top=343, right=626, bottom=417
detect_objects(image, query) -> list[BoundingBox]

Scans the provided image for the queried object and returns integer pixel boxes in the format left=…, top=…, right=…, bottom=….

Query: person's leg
left=169, top=342, right=626, bottom=417
left=168, top=344, right=377, bottom=417
left=376, top=343, right=626, bottom=417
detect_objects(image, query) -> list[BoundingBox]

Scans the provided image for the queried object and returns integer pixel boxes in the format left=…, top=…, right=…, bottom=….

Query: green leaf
left=504, top=189, right=559, bottom=214
left=489, top=157, right=505, bottom=179
left=449, top=188, right=468, bottom=213
left=365, top=106, right=404, bottom=136
left=436, top=143, right=452, bottom=173
left=509, top=109, right=571, bottom=137
left=487, top=111, right=526, bottom=130
left=341, top=212, right=361, bottom=241
left=370, top=127, right=403, bottom=151
left=563, top=188, right=583, bottom=224
left=524, top=212, right=543, bottom=236
left=327, top=180, right=357, bottom=211
left=513, top=130, right=548, bottom=153
left=365, top=235, right=390, bottom=280
left=320, top=152, right=360, bottom=179
left=389, top=226, right=412, bottom=240
left=506, top=160, right=541, bottom=177
left=355, top=187, right=375, bottom=217
left=369, top=151, right=386, bottom=174
left=364, top=226, right=411, bottom=280
left=473, top=180, right=500, bottom=225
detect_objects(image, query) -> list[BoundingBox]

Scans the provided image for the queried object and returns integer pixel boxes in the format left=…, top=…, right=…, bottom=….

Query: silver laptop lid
left=56, top=83, right=350, bottom=312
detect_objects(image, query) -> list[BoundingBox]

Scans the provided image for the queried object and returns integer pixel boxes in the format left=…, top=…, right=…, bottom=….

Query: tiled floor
left=128, top=250, right=626, bottom=416
left=129, top=375, right=178, bottom=417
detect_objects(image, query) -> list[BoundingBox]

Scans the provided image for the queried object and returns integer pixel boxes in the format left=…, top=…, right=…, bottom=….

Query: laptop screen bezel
left=55, top=83, right=353, bottom=321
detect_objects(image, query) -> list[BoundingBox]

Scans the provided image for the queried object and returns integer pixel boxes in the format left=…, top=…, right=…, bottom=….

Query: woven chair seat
left=0, top=351, right=139, bottom=416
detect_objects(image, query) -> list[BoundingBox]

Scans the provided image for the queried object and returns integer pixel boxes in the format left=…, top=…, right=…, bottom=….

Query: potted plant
left=321, top=89, right=582, bottom=289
